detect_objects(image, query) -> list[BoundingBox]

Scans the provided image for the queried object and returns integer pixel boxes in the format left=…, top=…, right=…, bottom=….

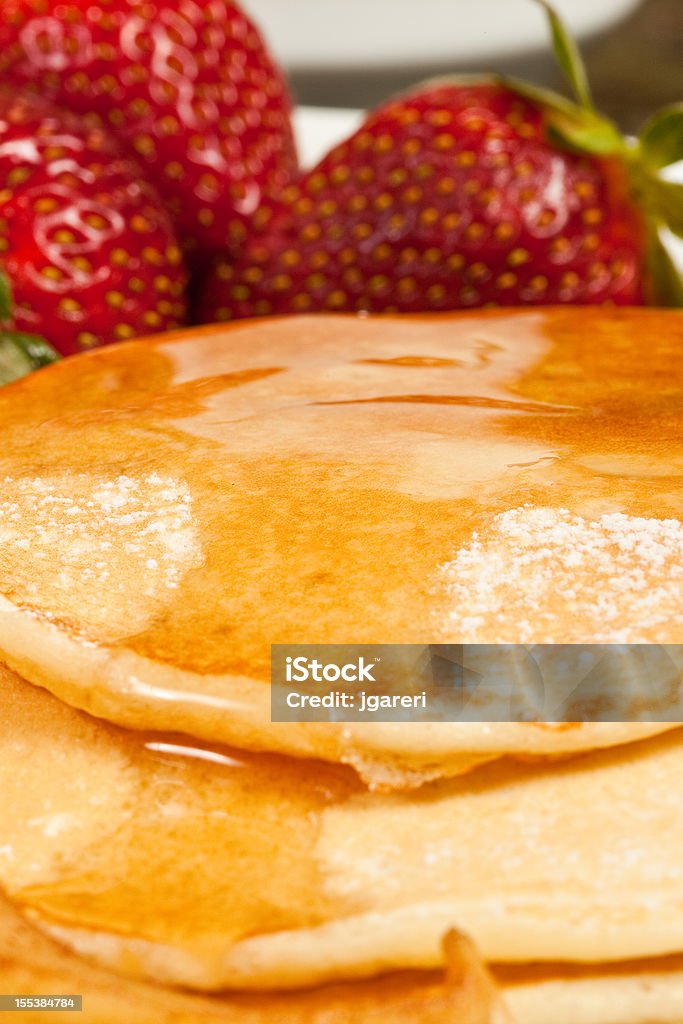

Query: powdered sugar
left=0, top=473, right=202, bottom=639
left=439, top=506, right=683, bottom=643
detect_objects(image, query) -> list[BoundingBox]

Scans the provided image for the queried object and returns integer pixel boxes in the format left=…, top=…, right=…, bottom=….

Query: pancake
left=4, top=663, right=683, bottom=992
left=5, top=891, right=683, bottom=1024
left=0, top=894, right=505, bottom=1024
left=0, top=308, right=682, bottom=786
left=500, top=959, right=683, bottom=1024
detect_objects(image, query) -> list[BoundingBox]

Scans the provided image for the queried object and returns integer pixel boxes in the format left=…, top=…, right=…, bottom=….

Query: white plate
left=245, top=0, right=642, bottom=74
left=294, top=106, right=363, bottom=167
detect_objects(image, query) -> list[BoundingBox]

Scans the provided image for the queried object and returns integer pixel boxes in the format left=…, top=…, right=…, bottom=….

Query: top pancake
left=0, top=308, right=681, bottom=784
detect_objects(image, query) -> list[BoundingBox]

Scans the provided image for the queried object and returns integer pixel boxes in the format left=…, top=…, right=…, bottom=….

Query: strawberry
left=0, top=90, right=187, bottom=357
left=0, top=0, right=297, bottom=256
left=197, top=2, right=683, bottom=322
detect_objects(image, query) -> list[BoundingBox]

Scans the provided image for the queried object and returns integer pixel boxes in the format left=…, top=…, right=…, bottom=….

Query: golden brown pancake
left=0, top=894, right=506, bottom=1024
left=500, top=959, right=683, bottom=1024
left=4, top=663, right=683, bottom=992
left=5, top=889, right=683, bottom=1024
left=0, top=308, right=681, bottom=785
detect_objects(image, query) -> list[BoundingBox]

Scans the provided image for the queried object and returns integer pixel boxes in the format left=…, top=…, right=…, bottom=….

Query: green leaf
left=638, top=176, right=683, bottom=239
left=647, top=228, right=683, bottom=308
left=498, top=75, right=625, bottom=157
left=655, top=180, right=683, bottom=238
left=533, top=0, right=594, bottom=111
left=420, top=67, right=624, bottom=159
left=0, top=270, right=13, bottom=322
left=12, top=331, right=59, bottom=369
left=0, top=331, right=59, bottom=386
left=545, top=113, right=625, bottom=157
left=640, top=103, right=683, bottom=170
left=498, top=75, right=585, bottom=121
left=0, top=336, right=33, bottom=386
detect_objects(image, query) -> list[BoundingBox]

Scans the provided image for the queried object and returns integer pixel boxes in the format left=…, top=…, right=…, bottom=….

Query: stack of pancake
left=0, top=307, right=682, bottom=1023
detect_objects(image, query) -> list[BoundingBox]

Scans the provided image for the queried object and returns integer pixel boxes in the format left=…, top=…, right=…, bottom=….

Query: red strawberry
left=0, top=0, right=297, bottom=254
left=197, top=3, right=683, bottom=321
left=0, top=90, right=187, bottom=357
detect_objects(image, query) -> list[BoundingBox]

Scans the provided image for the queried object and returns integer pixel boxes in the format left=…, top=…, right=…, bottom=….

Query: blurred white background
left=242, top=0, right=682, bottom=131
left=243, top=0, right=640, bottom=75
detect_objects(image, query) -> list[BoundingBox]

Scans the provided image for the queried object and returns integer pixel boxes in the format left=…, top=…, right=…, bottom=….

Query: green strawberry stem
left=532, top=0, right=595, bottom=112
left=523, top=1, right=683, bottom=305
left=639, top=103, right=683, bottom=171
left=0, top=269, right=59, bottom=385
